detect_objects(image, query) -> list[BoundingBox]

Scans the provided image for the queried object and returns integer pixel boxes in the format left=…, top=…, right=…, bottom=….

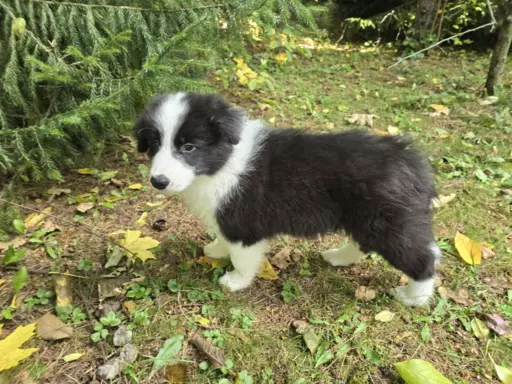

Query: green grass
left=1, top=42, right=511, bottom=384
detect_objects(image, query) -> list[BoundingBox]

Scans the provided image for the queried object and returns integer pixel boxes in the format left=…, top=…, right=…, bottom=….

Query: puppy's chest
left=181, top=177, right=222, bottom=230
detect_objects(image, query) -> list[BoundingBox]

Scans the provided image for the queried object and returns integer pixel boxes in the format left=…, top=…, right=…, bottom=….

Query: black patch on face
left=174, top=93, right=243, bottom=176
left=134, top=95, right=168, bottom=157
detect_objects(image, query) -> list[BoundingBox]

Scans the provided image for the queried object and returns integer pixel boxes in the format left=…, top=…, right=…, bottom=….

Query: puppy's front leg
left=219, top=240, right=267, bottom=292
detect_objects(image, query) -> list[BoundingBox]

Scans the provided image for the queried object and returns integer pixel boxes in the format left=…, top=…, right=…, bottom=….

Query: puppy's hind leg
left=219, top=240, right=267, bottom=292
left=321, top=241, right=367, bottom=267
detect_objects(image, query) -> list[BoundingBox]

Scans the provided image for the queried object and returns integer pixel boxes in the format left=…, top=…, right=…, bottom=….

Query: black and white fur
left=135, top=92, right=441, bottom=306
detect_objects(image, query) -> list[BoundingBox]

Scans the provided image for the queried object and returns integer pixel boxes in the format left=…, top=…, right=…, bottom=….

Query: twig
left=32, top=0, right=228, bottom=13
left=388, top=21, right=496, bottom=68
left=485, top=0, right=497, bottom=32
left=0, top=197, right=137, bottom=258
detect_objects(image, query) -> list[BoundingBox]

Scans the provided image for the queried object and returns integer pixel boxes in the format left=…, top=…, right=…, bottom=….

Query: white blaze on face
left=150, top=93, right=196, bottom=193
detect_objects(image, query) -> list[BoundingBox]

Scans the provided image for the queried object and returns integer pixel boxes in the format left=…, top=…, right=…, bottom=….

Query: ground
left=0, top=41, right=511, bottom=384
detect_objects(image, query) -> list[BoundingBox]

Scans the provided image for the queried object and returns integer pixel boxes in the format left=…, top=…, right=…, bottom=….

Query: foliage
left=0, top=0, right=316, bottom=181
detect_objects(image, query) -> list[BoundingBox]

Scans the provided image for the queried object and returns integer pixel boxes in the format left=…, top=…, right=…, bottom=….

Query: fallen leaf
left=269, top=116, right=276, bottom=124
left=24, top=207, right=51, bottom=229
left=194, top=315, right=211, bottom=328
left=99, top=171, right=118, bottom=181
left=430, top=104, right=450, bottom=116
left=0, top=237, right=27, bottom=252
left=387, top=125, right=400, bottom=135
left=166, top=363, right=188, bottom=383
left=118, top=230, right=159, bottom=262
left=355, top=286, right=376, bottom=301
left=454, top=232, right=493, bottom=265
left=76, top=202, right=94, bottom=213
left=375, top=310, right=395, bottom=322
left=495, top=363, right=512, bottom=384
left=303, top=329, right=320, bottom=354
left=42, top=219, right=61, bottom=233
left=105, top=245, right=125, bottom=269
left=481, top=246, right=496, bottom=260
left=479, top=96, right=499, bottom=106
left=196, top=256, right=231, bottom=269
left=55, top=274, right=71, bottom=307
left=77, top=168, right=97, bottom=175
left=471, top=318, right=490, bottom=339
left=0, top=322, right=39, bottom=372
left=348, top=113, right=376, bottom=127
left=146, top=201, right=164, bottom=207
left=325, top=122, right=335, bottom=129
left=63, top=353, right=84, bottom=362
left=371, top=128, right=389, bottom=136
left=151, top=334, right=184, bottom=378
left=269, top=247, right=292, bottom=269
left=256, top=259, right=279, bottom=280
left=437, top=287, right=474, bottom=306
left=47, top=187, right=71, bottom=198
left=292, top=320, right=310, bottom=335
left=113, top=326, right=133, bottom=347
left=189, top=332, right=225, bottom=369
left=75, top=193, right=91, bottom=203
left=36, top=313, right=73, bottom=340
left=484, top=314, right=511, bottom=336
left=90, top=187, right=100, bottom=194
left=432, top=193, right=456, bottom=208
left=136, top=212, right=148, bottom=226
left=128, top=183, right=142, bottom=190
left=123, top=301, right=136, bottom=313
left=394, top=359, right=451, bottom=384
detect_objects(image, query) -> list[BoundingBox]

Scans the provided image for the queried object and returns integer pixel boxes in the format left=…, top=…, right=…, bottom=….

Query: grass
left=0, top=40, right=511, bottom=384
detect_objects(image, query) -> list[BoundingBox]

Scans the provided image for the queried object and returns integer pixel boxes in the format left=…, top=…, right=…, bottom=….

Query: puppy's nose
left=150, top=175, right=170, bottom=190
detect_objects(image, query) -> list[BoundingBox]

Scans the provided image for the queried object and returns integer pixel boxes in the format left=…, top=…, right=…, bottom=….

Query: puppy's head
left=135, top=92, right=243, bottom=193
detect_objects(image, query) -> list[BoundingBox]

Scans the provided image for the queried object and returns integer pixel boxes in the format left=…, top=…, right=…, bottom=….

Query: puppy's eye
left=182, top=144, right=195, bottom=152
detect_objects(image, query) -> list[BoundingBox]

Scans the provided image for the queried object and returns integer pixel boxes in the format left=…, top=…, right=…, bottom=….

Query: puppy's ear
left=210, top=98, right=243, bottom=145
left=137, top=135, right=148, bottom=153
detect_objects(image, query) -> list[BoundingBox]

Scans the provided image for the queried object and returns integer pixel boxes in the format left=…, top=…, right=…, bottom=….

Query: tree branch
left=486, top=0, right=497, bottom=32
left=32, top=0, right=228, bottom=13
left=388, top=21, right=496, bottom=68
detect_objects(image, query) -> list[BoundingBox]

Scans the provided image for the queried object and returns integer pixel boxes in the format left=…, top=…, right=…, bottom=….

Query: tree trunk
left=485, top=6, right=512, bottom=96
left=414, top=0, right=438, bottom=36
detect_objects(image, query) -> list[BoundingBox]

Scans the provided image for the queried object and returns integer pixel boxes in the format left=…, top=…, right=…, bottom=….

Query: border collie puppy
left=135, top=92, right=440, bottom=306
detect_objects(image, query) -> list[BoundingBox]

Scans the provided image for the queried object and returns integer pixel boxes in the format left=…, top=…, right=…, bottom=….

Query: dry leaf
left=371, top=128, right=389, bottom=136
left=118, top=230, right=159, bottom=262
left=146, top=201, right=164, bottom=207
left=152, top=219, right=168, bottom=231
left=55, top=274, right=71, bottom=307
left=47, top=187, right=71, bottom=198
left=0, top=237, right=27, bottom=252
left=113, top=326, right=132, bottom=347
left=481, top=246, right=496, bottom=260
left=194, top=315, right=211, bottom=328
left=105, top=245, right=125, bottom=269
left=128, top=183, right=142, bottom=190
left=136, top=212, right=148, bottom=226
left=348, top=113, right=376, bottom=127
left=269, top=247, right=292, bottom=269
left=432, top=193, right=456, bottom=208
left=166, top=363, right=188, bottom=383
left=76, top=202, right=94, bottom=213
left=471, top=318, right=490, bottom=339
left=484, top=314, right=511, bottom=336
left=189, top=332, right=225, bottom=368
left=375, top=310, right=395, bottom=322
left=387, top=125, right=400, bottom=135
left=0, top=322, right=39, bottom=372
left=77, top=168, right=97, bottom=175
left=430, top=104, right=450, bottom=115
left=42, top=219, right=61, bottom=233
left=123, top=301, right=136, bottom=313
left=355, top=286, right=376, bottom=301
left=36, top=313, right=73, bottom=340
left=63, top=353, right=84, bottom=362
left=325, top=122, right=335, bottom=129
left=479, top=96, right=499, bottom=106
left=454, top=232, right=493, bottom=265
left=437, top=287, right=474, bottom=306
left=256, top=259, right=279, bottom=280
left=196, top=256, right=231, bottom=269
left=24, top=207, right=51, bottom=229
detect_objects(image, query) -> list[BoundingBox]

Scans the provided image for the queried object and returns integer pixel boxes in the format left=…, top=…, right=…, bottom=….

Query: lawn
left=0, top=40, right=511, bottom=384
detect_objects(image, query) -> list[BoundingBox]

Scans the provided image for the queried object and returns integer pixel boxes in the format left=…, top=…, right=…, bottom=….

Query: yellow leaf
left=90, top=187, right=99, bottom=194
left=146, top=201, right=164, bottom=207
left=118, top=230, right=159, bottom=262
left=75, top=193, right=91, bottom=203
left=123, top=301, right=136, bottom=313
left=430, top=104, right=450, bottom=115
left=375, top=310, right=395, bottom=322
left=234, top=57, right=245, bottom=67
left=166, top=363, right=188, bottom=383
left=0, top=324, right=2, bottom=336
left=371, top=128, right=389, bottom=136
left=0, top=322, right=39, bottom=372
left=274, top=52, right=288, bottom=64
left=322, top=109, right=330, bottom=113
left=454, top=232, right=493, bottom=265
left=128, top=183, right=143, bottom=190
left=195, top=256, right=231, bottom=269
left=495, top=363, right=512, bottom=384
left=269, top=117, right=276, bottom=124
left=256, top=259, right=278, bottom=280
left=77, top=168, right=97, bottom=175
left=194, top=315, right=211, bottom=327
left=136, top=212, right=148, bottom=226
left=387, top=125, right=400, bottom=135
left=63, top=352, right=84, bottom=362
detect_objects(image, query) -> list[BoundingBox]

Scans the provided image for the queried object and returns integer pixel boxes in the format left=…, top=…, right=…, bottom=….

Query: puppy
left=135, top=92, right=440, bottom=306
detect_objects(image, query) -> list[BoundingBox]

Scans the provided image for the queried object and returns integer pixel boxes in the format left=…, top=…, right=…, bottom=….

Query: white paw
left=204, top=239, right=229, bottom=259
left=321, top=244, right=366, bottom=267
left=219, top=271, right=252, bottom=292
left=391, top=286, right=431, bottom=307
